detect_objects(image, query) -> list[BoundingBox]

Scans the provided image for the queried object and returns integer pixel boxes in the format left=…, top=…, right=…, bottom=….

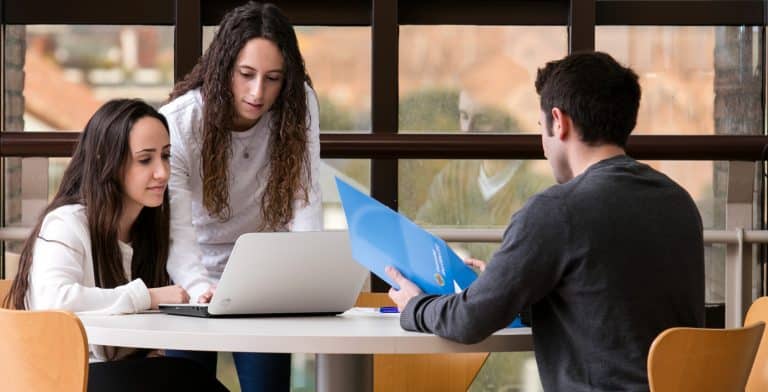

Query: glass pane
left=2, top=240, right=24, bottom=280
left=4, top=25, right=175, bottom=132
left=3, top=157, right=49, bottom=234
left=320, top=158, right=370, bottom=230
left=596, top=26, right=763, bottom=135
left=399, top=159, right=555, bottom=260
left=203, top=26, right=372, bottom=132
left=469, top=351, right=541, bottom=392
left=398, top=26, right=567, bottom=133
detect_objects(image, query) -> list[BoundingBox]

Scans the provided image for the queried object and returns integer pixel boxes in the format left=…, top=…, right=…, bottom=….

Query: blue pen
left=379, top=306, right=399, bottom=313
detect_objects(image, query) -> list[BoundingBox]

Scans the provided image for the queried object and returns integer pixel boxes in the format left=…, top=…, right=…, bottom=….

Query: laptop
left=159, top=231, right=368, bottom=317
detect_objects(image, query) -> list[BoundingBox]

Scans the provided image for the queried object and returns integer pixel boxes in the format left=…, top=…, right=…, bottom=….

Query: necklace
left=232, top=133, right=256, bottom=159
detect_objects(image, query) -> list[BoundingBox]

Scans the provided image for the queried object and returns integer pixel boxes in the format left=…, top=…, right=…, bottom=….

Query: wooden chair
left=0, top=280, right=89, bottom=392
left=356, top=292, right=489, bottom=392
left=647, top=321, right=765, bottom=392
left=745, top=296, right=768, bottom=392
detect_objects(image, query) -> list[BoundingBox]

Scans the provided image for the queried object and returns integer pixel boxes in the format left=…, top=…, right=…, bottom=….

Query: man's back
left=531, top=155, right=704, bottom=391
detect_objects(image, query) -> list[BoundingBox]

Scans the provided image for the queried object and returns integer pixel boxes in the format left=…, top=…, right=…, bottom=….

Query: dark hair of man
left=168, top=1, right=312, bottom=230
left=535, top=51, right=641, bottom=147
left=4, top=99, right=172, bottom=310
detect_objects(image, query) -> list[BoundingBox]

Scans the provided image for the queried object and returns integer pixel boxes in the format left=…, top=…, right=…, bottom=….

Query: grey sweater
left=401, top=155, right=704, bottom=391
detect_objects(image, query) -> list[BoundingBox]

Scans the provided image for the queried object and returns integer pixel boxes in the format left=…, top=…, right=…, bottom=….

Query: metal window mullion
left=595, top=0, right=764, bottom=26
left=5, top=133, right=768, bottom=160
left=761, top=13, right=768, bottom=297
left=174, top=0, right=201, bottom=83
left=1, top=21, right=5, bottom=278
left=370, top=0, right=398, bottom=292
left=2, top=0, right=766, bottom=26
left=569, top=0, right=595, bottom=53
left=2, top=0, right=175, bottom=24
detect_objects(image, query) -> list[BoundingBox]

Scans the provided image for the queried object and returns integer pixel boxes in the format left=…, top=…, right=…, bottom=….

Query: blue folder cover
left=336, top=177, right=477, bottom=294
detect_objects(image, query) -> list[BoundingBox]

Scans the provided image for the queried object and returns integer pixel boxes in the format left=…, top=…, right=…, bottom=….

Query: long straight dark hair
left=4, top=99, right=171, bottom=310
left=169, top=1, right=312, bottom=229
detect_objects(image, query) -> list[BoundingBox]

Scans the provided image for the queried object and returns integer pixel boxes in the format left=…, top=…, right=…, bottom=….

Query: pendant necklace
left=233, top=134, right=256, bottom=159
left=233, top=116, right=264, bottom=159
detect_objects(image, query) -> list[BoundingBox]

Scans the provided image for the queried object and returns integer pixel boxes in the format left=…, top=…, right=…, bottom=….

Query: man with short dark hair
left=386, top=51, right=704, bottom=391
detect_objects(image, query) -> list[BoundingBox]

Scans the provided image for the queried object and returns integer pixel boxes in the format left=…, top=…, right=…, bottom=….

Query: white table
left=79, top=310, right=533, bottom=392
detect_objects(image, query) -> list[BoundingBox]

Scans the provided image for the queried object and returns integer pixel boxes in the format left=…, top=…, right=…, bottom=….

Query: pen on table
left=379, top=306, right=399, bottom=313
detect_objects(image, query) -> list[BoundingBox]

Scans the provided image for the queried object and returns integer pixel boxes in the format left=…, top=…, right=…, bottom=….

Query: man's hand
left=464, top=258, right=487, bottom=273
left=386, top=266, right=423, bottom=311
left=197, top=285, right=217, bottom=304
left=148, top=285, right=190, bottom=309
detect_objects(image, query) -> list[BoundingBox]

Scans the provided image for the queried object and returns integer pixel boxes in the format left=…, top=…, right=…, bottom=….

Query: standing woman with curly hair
left=159, top=2, right=321, bottom=390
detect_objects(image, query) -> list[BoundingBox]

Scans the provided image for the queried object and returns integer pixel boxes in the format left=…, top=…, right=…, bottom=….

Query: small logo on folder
left=434, top=273, right=445, bottom=287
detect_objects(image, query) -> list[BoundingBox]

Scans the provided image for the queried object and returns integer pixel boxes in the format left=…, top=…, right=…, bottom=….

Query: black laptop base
left=158, top=305, right=341, bottom=318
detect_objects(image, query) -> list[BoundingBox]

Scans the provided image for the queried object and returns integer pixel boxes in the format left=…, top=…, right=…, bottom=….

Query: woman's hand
left=197, top=285, right=217, bottom=304
left=148, top=285, right=190, bottom=309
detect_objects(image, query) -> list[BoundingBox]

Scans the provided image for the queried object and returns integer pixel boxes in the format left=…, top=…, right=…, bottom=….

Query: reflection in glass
left=5, top=25, right=175, bottom=132
left=399, top=26, right=567, bottom=133
left=403, top=159, right=552, bottom=261
left=320, top=159, right=370, bottom=230
left=596, top=26, right=762, bottom=136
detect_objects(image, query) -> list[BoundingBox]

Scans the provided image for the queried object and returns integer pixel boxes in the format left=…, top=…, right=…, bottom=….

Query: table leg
left=316, top=353, right=373, bottom=392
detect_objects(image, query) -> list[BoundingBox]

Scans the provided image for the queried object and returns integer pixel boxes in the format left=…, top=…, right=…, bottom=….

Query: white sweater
left=26, top=204, right=151, bottom=362
left=160, top=84, right=323, bottom=298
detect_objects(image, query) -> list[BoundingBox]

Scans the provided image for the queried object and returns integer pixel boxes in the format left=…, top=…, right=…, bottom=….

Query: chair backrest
left=745, top=296, right=768, bottom=392
left=647, top=322, right=765, bottom=392
left=0, top=308, right=89, bottom=392
left=355, top=292, right=395, bottom=307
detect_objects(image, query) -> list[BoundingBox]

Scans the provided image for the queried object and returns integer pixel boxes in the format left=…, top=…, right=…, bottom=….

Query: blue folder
left=335, top=178, right=477, bottom=294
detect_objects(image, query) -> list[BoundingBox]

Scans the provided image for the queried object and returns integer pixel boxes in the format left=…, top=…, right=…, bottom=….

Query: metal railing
left=3, top=226, right=767, bottom=244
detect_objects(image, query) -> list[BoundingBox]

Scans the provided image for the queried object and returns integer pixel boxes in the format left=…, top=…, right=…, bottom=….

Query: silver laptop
left=159, top=231, right=368, bottom=317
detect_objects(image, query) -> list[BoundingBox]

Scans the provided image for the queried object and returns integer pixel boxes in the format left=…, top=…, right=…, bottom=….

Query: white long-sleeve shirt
left=160, top=83, right=323, bottom=297
left=26, top=204, right=151, bottom=362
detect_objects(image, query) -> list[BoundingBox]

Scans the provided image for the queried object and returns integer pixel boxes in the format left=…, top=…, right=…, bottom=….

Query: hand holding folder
left=336, top=178, right=478, bottom=295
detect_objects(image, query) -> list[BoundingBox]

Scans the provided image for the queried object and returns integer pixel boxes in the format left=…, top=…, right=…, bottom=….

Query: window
left=1, top=2, right=765, bottom=390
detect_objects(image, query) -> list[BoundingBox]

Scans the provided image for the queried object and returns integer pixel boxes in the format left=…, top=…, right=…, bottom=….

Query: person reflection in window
left=415, top=59, right=549, bottom=262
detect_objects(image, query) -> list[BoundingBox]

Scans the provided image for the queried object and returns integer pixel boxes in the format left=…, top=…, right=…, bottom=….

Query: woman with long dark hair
left=159, top=2, right=321, bottom=390
left=3, top=99, right=225, bottom=391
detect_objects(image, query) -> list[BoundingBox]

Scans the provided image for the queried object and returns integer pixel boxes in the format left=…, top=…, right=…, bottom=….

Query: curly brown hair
left=169, top=1, right=312, bottom=230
